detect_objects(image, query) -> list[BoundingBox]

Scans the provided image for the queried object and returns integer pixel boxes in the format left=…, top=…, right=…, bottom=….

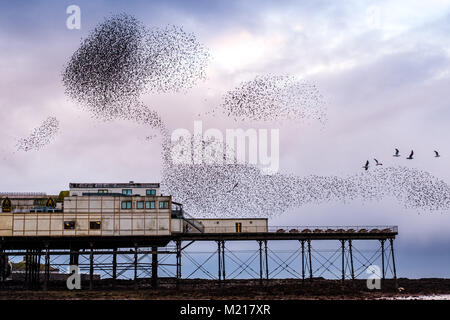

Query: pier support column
left=341, top=240, right=345, bottom=282
left=0, top=245, right=4, bottom=286
left=89, top=244, right=94, bottom=290
left=307, top=240, right=313, bottom=280
left=264, top=240, right=269, bottom=280
left=301, top=240, right=305, bottom=281
left=24, top=249, right=41, bottom=290
left=221, top=240, right=226, bottom=281
left=390, top=238, right=398, bottom=288
left=176, top=240, right=181, bottom=289
left=217, top=241, right=222, bottom=286
left=381, top=240, right=385, bottom=280
left=134, top=244, right=138, bottom=289
left=258, top=240, right=263, bottom=285
left=69, top=248, right=79, bottom=266
left=348, top=240, right=355, bottom=281
left=44, top=244, right=50, bottom=290
left=112, top=247, right=117, bottom=283
left=151, top=246, right=158, bottom=288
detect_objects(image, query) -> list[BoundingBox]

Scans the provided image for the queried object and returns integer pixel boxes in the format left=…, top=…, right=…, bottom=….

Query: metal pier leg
left=301, top=240, right=305, bottom=282
left=134, top=244, right=138, bottom=289
left=381, top=240, right=385, bottom=280
left=89, top=244, right=94, bottom=290
left=349, top=240, right=355, bottom=281
left=390, top=238, right=398, bottom=288
left=37, top=249, right=41, bottom=289
left=176, top=240, right=181, bottom=289
left=44, top=245, right=49, bottom=291
left=307, top=240, right=313, bottom=280
left=217, top=241, right=222, bottom=286
left=0, top=245, right=4, bottom=285
left=70, top=249, right=79, bottom=266
left=341, top=240, right=345, bottom=282
left=112, top=247, right=117, bottom=283
left=221, top=240, right=226, bottom=281
left=258, top=240, right=263, bottom=285
left=264, top=240, right=269, bottom=280
left=24, top=250, right=30, bottom=289
left=151, top=246, right=158, bottom=288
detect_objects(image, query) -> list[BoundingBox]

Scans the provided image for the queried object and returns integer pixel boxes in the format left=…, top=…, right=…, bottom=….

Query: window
left=90, top=221, right=101, bottom=230
left=137, top=201, right=144, bottom=209
left=145, top=201, right=155, bottom=209
left=159, top=201, right=169, bottom=209
left=98, top=189, right=108, bottom=194
left=146, top=189, right=156, bottom=196
left=122, top=189, right=132, bottom=195
left=121, top=201, right=132, bottom=209
left=64, top=221, right=75, bottom=230
left=235, top=223, right=242, bottom=233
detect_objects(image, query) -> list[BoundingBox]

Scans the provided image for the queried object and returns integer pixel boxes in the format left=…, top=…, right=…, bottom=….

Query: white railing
left=268, top=226, right=398, bottom=233
left=187, top=225, right=398, bottom=234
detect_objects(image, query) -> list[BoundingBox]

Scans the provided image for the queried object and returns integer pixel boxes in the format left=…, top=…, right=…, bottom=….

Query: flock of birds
left=363, top=149, right=441, bottom=170
left=16, top=117, right=59, bottom=152
left=217, top=75, right=326, bottom=123
left=9, top=12, right=446, bottom=217
left=62, top=13, right=209, bottom=126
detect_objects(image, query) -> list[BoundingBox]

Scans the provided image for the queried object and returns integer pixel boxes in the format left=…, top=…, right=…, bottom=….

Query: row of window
left=64, top=221, right=101, bottom=230
left=97, top=189, right=157, bottom=196
left=121, top=200, right=169, bottom=210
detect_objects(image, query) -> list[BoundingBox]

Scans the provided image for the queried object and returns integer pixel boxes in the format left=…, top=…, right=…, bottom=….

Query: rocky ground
left=0, top=278, right=449, bottom=300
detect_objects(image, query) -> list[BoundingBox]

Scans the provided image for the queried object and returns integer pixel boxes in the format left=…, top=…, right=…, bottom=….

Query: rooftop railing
left=185, top=225, right=398, bottom=234
left=268, top=226, right=398, bottom=234
left=0, top=192, right=47, bottom=197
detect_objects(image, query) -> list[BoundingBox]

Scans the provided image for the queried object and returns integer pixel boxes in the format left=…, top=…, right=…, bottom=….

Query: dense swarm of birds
left=161, top=162, right=450, bottom=217
left=62, top=13, right=209, bottom=127
left=161, top=135, right=449, bottom=217
left=16, top=117, right=59, bottom=152
left=219, top=75, right=326, bottom=122
left=59, top=13, right=449, bottom=218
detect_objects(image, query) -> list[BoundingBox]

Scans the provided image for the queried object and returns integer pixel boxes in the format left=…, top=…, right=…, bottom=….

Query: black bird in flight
left=374, top=159, right=383, bottom=166
left=228, top=183, right=238, bottom=192
left=393, top=148, right=400, bottom=157
left=434, top=150, right=440, bottom=157
left=407, top=150, right=414, bottom=160
left=362, top=160, right=369, bottom=170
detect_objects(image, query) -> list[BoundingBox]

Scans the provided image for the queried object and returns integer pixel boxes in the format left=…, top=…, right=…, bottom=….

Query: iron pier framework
left=0, top=226, right=398, bottom=290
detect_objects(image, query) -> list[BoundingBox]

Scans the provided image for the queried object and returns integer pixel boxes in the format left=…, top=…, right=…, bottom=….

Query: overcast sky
left=0, top=0, right=450, bottom=278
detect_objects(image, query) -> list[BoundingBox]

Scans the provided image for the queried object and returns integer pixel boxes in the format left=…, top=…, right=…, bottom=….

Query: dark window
left=235, top=223, right=242, bottom=233
left=64, top=221, right=75, bottom=230
left=137, top=201, right=144, bottom=209
left=146, top=189, right=156, bottom=196
left=90, top=221, right=101, bottom=230
left=159, top=201, right=169, bottom=209
left=145, top=201, right=155, bottom=209
left=122, top=189, right=132, bottom=195
left=121, top=201, right=132, bottom=209
left=98, top=189, right=108, bottom=194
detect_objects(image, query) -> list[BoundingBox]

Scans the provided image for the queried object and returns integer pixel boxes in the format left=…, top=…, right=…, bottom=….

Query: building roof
left=70, top=182, right=160, bottom=189
left=0, top=192, right=47, bottom=198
